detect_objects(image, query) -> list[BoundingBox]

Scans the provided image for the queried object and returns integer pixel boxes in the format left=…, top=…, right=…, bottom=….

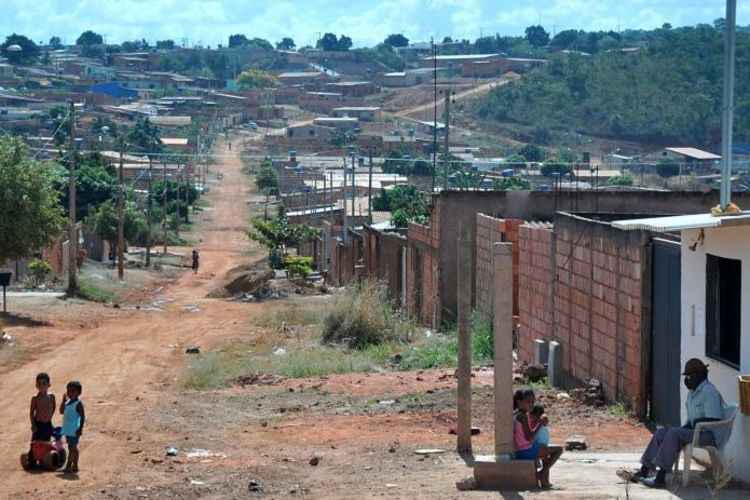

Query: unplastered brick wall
left=555, top=214, right=648, bottom=414
left=517, top=222, right=555, bottom=364
left=475, top=214, right=522, bottom=320
left=407, top=203, right=440, bottom=327
left=516, top=213, right=649, bottom=415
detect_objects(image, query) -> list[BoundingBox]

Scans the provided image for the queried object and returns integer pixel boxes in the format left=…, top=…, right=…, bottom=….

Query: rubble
left=570, top=378, right=606, bottom=407
left=185, top=346, right=201, bottom=354
left=565, top=435, right=588, bottom=451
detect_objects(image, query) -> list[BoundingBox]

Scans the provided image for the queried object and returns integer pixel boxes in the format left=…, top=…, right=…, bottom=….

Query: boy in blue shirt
left=60, top=380, right=85, bottom=474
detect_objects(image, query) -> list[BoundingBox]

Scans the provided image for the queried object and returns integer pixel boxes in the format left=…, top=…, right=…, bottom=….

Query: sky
left=3, top=0, right=750, bottom=48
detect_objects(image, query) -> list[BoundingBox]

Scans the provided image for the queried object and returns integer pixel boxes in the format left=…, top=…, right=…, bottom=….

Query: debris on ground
left=308, top=456, right=320, bottom=466
left=414, top=449, right=447, bottom=455
left=248, top=479, right=264, bottom=493
left=0, top=331, right=14, bottom=346
left=273, top=347, right=287, bottom=356
left=522, top=363, right=547, bottom=383
left=185, top=346, right=201, bottom=354
left=565, top=435, right=588, bottom=451
left=208, top=261, right=274, bottom=299
left=570, top=378, right=606, bottom=407
left=185, top=448, right=227, bottom=460
left=166, top=447, right=178, bottom=457
left=232, top=373, right=285, bottom=387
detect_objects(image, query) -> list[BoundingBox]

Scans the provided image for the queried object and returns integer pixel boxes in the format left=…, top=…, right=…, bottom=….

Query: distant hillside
left=475, top=24, right=750, bottom=148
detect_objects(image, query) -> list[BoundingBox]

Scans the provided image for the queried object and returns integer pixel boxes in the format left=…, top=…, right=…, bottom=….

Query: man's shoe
left=639, top=476, right=666, bottom=489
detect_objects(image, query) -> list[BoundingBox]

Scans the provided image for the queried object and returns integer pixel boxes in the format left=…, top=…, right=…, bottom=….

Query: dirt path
left=392, top=78, right=511, bottom=120
left=0, top=137, right=263, bottom=498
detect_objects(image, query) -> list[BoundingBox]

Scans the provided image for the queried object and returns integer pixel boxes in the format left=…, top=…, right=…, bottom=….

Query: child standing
left=60, top=381, right=85, bottom=474
left=30, top=372, right=56, bottom=443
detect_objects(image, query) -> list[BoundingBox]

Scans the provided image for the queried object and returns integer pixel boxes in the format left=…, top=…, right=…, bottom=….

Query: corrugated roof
left=612, top=212, right=750, bottom=232
left=665, top=147, right=721, bottom=160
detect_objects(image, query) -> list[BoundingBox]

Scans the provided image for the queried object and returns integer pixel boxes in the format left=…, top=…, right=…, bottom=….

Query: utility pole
left=162, top=161, right=168, bottom=255
left=443, top=90, right=451, bottom=190
left=175, top=165, right=181, bottom=238
left=66, top=100, right=78, bottom=295
left=720, top=0, right=737, bottom=209
left=117, top=137, right=125, bottom=281
left=184, top=165, right=190, bottom=224
left=145, top=155, right=152, bottom=267
left=342, top=154, right=348, bottom=243
left=432, top=37, right=438, bottom=192
left=367, top=150, right=373, bottom=224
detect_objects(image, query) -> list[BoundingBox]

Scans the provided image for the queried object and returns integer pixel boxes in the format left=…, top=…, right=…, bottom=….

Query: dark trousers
left=641, top=426, right=715, bottom=470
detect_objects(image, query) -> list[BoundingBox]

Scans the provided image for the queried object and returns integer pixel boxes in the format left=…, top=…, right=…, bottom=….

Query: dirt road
left=392, top=77, right=511, bottom=120
left=0, top=137, right=263, bottom=498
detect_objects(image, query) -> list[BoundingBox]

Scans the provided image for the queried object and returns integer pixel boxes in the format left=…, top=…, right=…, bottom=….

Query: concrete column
left=493, top=242, right=514, bottom=457
left=457, top=230, right=473, bottom=456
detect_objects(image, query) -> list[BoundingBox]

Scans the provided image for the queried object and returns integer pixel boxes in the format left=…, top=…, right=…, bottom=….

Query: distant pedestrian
left=60, top=380, right=85, bottom=474
left=191, top=249, right=200, bottom=274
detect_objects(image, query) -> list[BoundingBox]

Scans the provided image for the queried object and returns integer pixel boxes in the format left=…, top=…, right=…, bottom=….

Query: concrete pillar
left=548, top=340, right=561, bottom=387
left=457, top=230, right=473, bottom=456
left=534, top=339, right=549, bottom=365
left=493, top=243, right=514, bottom=457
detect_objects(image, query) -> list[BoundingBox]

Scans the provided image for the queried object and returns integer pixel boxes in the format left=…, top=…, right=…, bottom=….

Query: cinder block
left=534, top=339, right=549, bottom=365
left=473, top=456, right=538, bottom=491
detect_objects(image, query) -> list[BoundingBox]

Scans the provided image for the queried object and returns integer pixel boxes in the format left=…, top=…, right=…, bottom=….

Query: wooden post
left=457, top=229, right=473, bottom=456
left=145, top=156, right=152, bottom=267
left=117, top=138, right=125, bottom=281
left=493, top=242, right=514, bottom=456
left=162, top=161, right=168, bottom=255
left=367, top=150, right=373, bottom=224
left=67, top=100, right=78, bottom=294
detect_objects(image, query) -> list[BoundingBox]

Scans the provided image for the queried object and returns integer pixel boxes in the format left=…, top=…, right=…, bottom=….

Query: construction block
left=473, top=456, right=538, bottom=491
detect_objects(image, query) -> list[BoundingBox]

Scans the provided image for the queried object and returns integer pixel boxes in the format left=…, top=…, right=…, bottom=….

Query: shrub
left=321, top=281, right=416, bottom=349
left=27, top=258, right=52, bottom=287
left=283, top=255, right=313, bottom=278
left=607, top=174, right=634, bottom=186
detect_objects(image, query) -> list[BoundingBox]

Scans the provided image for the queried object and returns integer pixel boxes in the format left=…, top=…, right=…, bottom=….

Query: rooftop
left=421, top=53, right=499, bottom=61
left=613, top=211, right=750, bottom=232
left=279, top=71, right=323, bottom=78
left=665, top=147, right=721, bottom=160
left=332, top=106, right=381, bottom=112
left=326, top=81, right=372, bottom=87
left=161, top=137, right=189, bottom=146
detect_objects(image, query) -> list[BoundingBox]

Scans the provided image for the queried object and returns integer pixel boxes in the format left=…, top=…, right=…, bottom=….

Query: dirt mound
left=208, top=260, right=274, bottom=298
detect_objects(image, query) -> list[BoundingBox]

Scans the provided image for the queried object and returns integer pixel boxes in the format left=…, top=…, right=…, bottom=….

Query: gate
left=650, top=239, right=682, bottom=427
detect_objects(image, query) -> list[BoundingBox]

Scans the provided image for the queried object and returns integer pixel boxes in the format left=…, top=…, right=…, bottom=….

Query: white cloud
left=0, top=0, right=744, bottom=47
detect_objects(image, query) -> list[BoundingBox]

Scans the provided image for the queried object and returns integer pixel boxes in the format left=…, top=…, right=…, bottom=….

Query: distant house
left=0, top=63, right=15, bottom=79
left=324, top=81, right=379, bottom=97
left=278, top=71, right=327, bottom=86
left=462, top=59, right=510, bottom=78
left=419, top=53, right=501, bottom=69
left=287, top=123, right=334, bottom=141
left=313, top=116, right=359, bottom=131
left=332, top=106, right=381, bottom=122
left=663, top=147, right=721, bottom=172
left=89, top=82, right=138, bottom=100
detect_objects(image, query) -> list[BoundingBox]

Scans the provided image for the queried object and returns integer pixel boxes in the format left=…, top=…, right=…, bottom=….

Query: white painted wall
left=681, top=226, right=750, bottom=483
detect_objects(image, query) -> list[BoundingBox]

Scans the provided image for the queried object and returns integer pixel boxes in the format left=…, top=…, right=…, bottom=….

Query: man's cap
left=683, top=358, right=708, bottom=375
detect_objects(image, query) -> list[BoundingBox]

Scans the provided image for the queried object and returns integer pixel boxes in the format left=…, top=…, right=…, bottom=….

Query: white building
left=614, top=211, right=750, bottom=483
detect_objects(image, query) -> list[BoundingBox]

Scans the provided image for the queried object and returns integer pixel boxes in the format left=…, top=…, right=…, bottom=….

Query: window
left=706, top=254, right=741, bottom=368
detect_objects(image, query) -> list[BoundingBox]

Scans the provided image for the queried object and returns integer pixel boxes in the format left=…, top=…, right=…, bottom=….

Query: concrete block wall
left=517, top=222, right=555, bottom=364
left=516, top=213, right=649, bottom=414
left=475, top=214, right=522, bottom=320
left=407, top=213, right=440, bottom=328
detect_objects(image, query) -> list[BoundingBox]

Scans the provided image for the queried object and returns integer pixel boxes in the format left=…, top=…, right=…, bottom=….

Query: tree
left=237, top=68, right=278, bottom=89
left=606, top=174, right=634, bottom=186
left=156, top=39, right=175, bottom=50
left=229, top=34, right=249, bottom=48
left=48, top=36, right=63, bottom=49
left=493, top=177, right=531, bottom=190
left=86, top=199, right=146, bottom=252
left=550, top=29, right=581, bottom=50
left=317, top=33, right=352, bottom=51
left=525, top=25, right=550, bottom=47
left=56, top=153, right=117, bottom=219
left=76, top=30, right=103, bottom=46
left=442, top=36, right=454, bottom=44
left=518, top=144, right=546, bottom=162
left=0, top=137, right=66, bottom=265
left=276, top=37, right=295, bottom=50
left=1, top=34, right=40, bottom=64
left=384, top=34, right=409, bottom=48
left=48, top=106, right=71, bottom=145
left=248, top=215, right=318, bottom=266
left=127, top=117, right=162, bottom=155
left=541, top=161, right=571, bottom=177
left=256, top=162, right=279, bottom=195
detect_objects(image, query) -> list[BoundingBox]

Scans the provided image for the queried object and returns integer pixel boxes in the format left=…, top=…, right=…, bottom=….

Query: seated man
left=620, top=358, right=724, bottom=488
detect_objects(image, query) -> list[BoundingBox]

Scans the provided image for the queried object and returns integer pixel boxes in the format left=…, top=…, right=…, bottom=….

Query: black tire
left=20, top=453, right=31, bottom=471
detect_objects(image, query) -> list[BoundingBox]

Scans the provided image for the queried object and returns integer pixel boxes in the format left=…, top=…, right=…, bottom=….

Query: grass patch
left=77, top=276, right=116, bottom=303
left=322, top=281, right=417, bottom=349
left=254, top=303, right=323, bottom=330
left=608, top=401, right=630, bottom=418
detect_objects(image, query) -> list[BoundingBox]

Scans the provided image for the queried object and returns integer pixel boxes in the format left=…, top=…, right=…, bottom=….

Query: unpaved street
left=0, top=137, right=264, bottom=499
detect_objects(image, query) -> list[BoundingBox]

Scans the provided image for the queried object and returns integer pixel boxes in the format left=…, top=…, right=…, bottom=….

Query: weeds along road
left=0, top=137, right=265, bottom=499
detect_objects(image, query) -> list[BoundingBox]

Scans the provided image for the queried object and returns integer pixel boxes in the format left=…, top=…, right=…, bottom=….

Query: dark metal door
left=651, top=239, right=682, bottom=427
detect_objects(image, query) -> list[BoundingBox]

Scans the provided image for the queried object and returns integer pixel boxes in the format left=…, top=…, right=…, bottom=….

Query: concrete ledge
left=473, top=455, right=538, bottom=490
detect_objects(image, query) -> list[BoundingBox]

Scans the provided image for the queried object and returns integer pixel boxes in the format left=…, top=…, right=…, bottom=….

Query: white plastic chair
left=675, top=404, right=738, bottom=487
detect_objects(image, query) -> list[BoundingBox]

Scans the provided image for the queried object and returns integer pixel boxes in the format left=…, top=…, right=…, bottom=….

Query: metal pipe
left=720, top=0, right=737, bottom=208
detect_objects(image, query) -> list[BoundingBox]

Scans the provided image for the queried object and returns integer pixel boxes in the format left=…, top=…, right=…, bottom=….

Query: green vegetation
left=316, top=33, right=353, bottom=52
left=255, top=160, right=279, bottom=195
left=1, top=34, right=40, bottom=64
left=27, top=259, right=52, bottom=288
left=248, top=215, right=318, bottom=268
left=85, top=199, right=148, bottom=250
left=0, top=137, right=66, bottom=265
left=322, top=281, right=417, bottom=349
left=478, top=23, right=750, bottom=146
left=237, top=69, right=278, bottom=90
left=283, top=255, right=313, bottom=279
left=493, top=177, right=531, bottom=190
left=77, top=275, right=116, bottom=303
left=607, top=174, right=635, bottom=186
left=372, top=185, right=429, bottom=227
